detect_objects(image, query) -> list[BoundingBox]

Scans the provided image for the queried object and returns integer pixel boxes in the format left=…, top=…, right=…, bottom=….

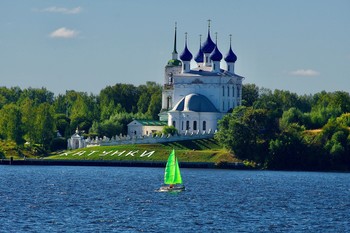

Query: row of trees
left=216, top=84, right=350, bottom=170
left=0, top=82, right=161, bottom=151
left=1, top=81, right=350, bottom=170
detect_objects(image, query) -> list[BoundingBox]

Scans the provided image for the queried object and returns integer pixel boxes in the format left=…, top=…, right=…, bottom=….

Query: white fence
left=84, top=130, right=217, bottom=147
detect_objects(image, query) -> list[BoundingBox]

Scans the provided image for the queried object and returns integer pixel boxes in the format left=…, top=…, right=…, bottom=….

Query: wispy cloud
left=49, top=27, right=79, bottom=39
left=290, top=69, right=320, bottom=77
left=36, top=6, right=82, bottom=14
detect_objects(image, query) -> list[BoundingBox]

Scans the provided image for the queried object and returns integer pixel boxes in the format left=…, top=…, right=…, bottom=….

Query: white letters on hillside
left=59, top=150, right=156, bottom=158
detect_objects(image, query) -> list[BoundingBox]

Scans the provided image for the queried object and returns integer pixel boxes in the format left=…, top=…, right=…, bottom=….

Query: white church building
left=129, top=21, right=244, bottom=137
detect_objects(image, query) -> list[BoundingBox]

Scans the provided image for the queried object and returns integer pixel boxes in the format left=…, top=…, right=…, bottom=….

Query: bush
left=50, top=137, right=67, bottom=151
left=162, top=126, right=178, bottom=136
left=0, top=148, right=5, bottom=159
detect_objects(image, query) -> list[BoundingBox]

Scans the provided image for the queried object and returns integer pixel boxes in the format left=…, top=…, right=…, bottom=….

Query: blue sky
left=1, top=0, right=349, bottom=95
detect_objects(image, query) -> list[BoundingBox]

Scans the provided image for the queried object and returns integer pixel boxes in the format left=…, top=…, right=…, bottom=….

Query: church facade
left=127, top=21, right=244, bottom=137
left=159, top=21, right=244, bottom=135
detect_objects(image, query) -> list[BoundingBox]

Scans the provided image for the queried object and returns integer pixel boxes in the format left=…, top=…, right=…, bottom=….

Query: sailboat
left=158, top=149, right=185, bottom=192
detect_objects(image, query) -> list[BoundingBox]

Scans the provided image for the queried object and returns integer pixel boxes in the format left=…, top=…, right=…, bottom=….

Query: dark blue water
left=1, top=166, right=349, bottom=233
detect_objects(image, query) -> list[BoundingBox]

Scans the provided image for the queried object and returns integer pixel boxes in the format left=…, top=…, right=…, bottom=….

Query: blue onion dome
left=194, top=35, right=204, bottom=63
left=224, top=46, right=237, bottom=63
left=210, top=45, right=222, bottom=61
left=225, top=35, right=237, bottom=63
left=180, top=33, right=193, bottom=61
left=180, top=43, right=193, bottom=61
left=202, top=32, right=215, bottom=53
left=194, top=47, right=204, bottom=63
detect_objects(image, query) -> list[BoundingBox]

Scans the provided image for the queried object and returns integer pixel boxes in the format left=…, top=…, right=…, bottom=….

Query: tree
left=242, top=83, right=259, bottom=107
left=99, top=83, right=139, bottom=117
left=147, top=93, right=162, bottom=120
left=336, top=113, right=350, bottom=127
left=137, top=92, right=151, bottom=113
left=0, top=103, right=24, bottom=144
left=162, top=126, right=178, bottom=136
left=35, top=103, right=55, bottom=150
left=280, top=107, right=305, bottom=130
left=216, top=106, right=274, bottom=162
left=20, top=98, right=37, bottom=143
left=18, top=87, right=54, bottom=106
left=55, top=114, right=71, bottom=138
left=0, top=86, right=22, bottom=109
left=267, top=124, right=306, bottom=170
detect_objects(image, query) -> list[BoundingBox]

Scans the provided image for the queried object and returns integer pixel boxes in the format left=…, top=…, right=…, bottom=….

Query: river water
left=0, top=166, right=349, bottom=232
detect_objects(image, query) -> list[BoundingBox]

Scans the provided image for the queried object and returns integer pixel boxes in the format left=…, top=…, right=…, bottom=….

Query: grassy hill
left=49, top=138, right=240, bottom=164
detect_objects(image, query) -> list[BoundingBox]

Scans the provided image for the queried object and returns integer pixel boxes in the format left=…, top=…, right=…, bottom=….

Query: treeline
left=216, top=84, right=350, bottom=171
left=2, top=81, right=350, bottom=170
left=0, top=82, right=161, bottom=152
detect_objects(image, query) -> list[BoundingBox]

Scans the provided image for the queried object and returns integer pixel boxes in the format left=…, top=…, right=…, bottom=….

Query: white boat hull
left=157, top=185, right=185, bottom=192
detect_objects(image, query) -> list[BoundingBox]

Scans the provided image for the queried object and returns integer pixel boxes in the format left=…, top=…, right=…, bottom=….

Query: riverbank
left=0, top=138, right=253, bottom=169
left=0, top=158, right=248, bottom=169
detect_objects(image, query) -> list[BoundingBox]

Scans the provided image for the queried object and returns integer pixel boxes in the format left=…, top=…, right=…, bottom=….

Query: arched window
left=232, top=86, right=235, bottom=97
left=172, top=121, right=176, bottom=127
left=203, top=121, right=206, bottom=131
left=227, top=86, right=230, bottom=97
left=193, top=121, right=197, bottom=131
left=186, top=121, right=190, bottom=130
left=181, top=121, right=184, bottom=130
left=222, top=86, right=225, bottom=96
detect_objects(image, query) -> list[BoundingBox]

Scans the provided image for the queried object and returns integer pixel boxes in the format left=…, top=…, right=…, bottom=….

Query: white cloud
left=50, top=27, right=79, bottom=38
left=38, top=6, right=82, bottom=14
left=290, top=69, right=320, bottom=77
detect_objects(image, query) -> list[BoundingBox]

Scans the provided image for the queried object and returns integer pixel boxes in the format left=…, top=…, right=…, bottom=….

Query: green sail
left=164, top=149, right=182, bottom=185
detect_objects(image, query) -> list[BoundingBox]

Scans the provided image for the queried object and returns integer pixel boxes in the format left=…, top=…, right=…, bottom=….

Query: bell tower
left=159, top=23, right=182, bottom=121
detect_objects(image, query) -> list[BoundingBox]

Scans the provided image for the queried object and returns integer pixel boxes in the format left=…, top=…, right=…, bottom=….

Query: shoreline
left=0, top=158, right=248, bottom=169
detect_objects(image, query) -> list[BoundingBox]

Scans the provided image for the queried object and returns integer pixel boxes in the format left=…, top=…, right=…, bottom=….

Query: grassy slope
left=0, top=140, right=38, bottom=159
left=49, top=138, right=240, bottom=164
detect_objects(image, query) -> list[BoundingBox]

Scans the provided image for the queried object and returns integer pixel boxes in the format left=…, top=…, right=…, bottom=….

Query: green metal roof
left=166, top=59, right=182, bottom=66
left=136, top=120, right=167, bottom=126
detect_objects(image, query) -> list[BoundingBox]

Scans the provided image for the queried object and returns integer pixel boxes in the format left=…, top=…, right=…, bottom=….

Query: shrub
left=0, top=148, right=5, bottom=159
left=50, top=137, right=67, bottom=151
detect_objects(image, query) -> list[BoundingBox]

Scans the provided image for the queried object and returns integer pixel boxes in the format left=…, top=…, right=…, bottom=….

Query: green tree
left=18, top=87, right=54, bottom=106
left=280, top=107, right=305, bottom=130
left=162, top=126, right=178, bottom=136
left=0, top=86, right=22, bottom=109
left=216, top=106, right=273, bottom=162
left=35, top=103, right=55, bottom=150
left=267, top=124, right=306, bottom=170
left=137, top=92, right=151, bottom=113
left=336, top=113, right=350, bottom=127
left=20, top=98, right=37, bottom=143
left=53, top=94, right=68, bottom=115
left=242, top=83, right=259, bottom=107
left=0, top=103, right=24, bottom=144
left=147, top=93, right=162, bottom=120
left=55, top=114, right=71, bottom=138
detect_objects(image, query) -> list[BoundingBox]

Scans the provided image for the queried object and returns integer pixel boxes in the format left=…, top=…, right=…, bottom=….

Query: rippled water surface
left=1, top=166, right=350, bottom=232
